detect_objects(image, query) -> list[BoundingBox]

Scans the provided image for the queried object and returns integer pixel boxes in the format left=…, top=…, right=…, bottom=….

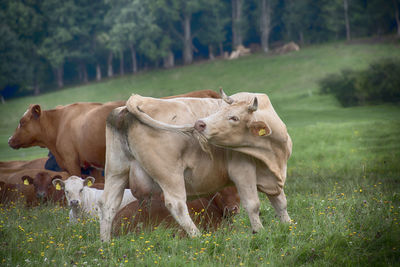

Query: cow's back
left=124, top=96, right=232, bottom=195
left=58, top=101, right=126, bottom=169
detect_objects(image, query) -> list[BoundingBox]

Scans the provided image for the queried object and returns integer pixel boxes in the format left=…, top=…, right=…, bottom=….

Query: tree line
left=1, top=0, right=399, bottom=100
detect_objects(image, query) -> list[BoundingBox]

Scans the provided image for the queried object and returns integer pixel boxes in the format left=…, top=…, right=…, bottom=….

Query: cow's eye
left=229, top=116, right=239, bottom=122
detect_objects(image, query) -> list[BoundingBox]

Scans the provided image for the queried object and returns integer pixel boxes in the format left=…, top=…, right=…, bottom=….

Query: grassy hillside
left=1, top=41, right=399, bottom=266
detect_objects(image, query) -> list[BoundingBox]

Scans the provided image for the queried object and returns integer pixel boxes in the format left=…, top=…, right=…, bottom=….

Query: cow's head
left=22, top=172, right=62, bottom=201
left=213, top=186, right=240, bottom=217
left=8, top=104, right=43, bottom=149
left=52, top=176, right=95, bottom=208
left=194, top=89, right=271, bottom=147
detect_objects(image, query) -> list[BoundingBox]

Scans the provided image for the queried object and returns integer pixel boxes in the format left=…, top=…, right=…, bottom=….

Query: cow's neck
left=37, top=109, right=63, bottom=158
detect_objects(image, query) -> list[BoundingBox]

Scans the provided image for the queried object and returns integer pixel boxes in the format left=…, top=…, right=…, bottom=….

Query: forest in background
left=1, top=0, right=400, bottom=100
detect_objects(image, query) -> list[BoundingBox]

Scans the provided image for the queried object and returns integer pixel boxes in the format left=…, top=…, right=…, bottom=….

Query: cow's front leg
left=267, top=190, right=291, bottom=223
left=228, top=152, right=264, bottom=233
left=158, top=180, right=200, bottom=238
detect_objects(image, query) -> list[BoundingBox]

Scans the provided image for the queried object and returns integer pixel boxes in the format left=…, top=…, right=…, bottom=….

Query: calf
left=112, top=186, right=240, bottom=236
left=53, top=176, right=135, bottom=223
left=8, top=90, right=220, bottom=181
left=22, top=172, right=66, bottom=205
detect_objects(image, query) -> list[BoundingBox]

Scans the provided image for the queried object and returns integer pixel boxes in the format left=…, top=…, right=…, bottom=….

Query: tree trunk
left=232, top=0, right=243, bottom=49
left=299, top=31, right=304, bottom=46
left=163, top=50, right=175, bottom=69
left=208, top=44, right=215, bottom=60
left=130, top=44, right=138, bottom=74
left=33, top=80, right=40, bottom=96
left=78, top=64, right=83, bottom=81
left=0, top=95, right=5, bottom=104
left=107, top=51, right=113, bottom=77
left=182, top=13, right=193, bottom=65
left=82, top=63, right=88, bottom=83
left=56, top=65, right=64, bottom=89
left=343, top=0, right=351, bottom=41
left=96, top=63, right=102, bottom=81
left=260, top=0, right=271, bottom=53
left=119, top=50, right=124, bottom=75
left=394, top=0, right=400, bottom=36
left=219, top=42, right=224, bottom=56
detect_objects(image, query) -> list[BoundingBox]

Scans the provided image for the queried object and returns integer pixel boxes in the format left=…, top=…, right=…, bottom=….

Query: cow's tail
left=126, top=101, right=214, bottom=160
left=127, top=104, right=194, bottom=135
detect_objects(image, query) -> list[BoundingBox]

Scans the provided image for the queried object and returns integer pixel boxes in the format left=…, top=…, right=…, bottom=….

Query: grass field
left=1, top=41, right=400, bottom=266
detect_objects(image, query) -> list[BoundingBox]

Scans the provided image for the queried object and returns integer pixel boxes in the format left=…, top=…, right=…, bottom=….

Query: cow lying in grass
left=53, top=176, right=136, bottom=223
left=112, top=186, right=240, bottom=236
left=0, top=170, right=68, bottom=206
left=0, top=157, right=47, bottom=169
left=99, top=89, right=292, bottom=241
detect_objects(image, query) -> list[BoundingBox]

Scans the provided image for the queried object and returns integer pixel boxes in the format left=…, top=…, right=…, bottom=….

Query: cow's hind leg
left=158, top=180, right=200, bottom=237
left=99, top=126, right=130, bottom=242
left=267, top=190, right=291, bottom=223
left=228, top=152, right=264, bottom=233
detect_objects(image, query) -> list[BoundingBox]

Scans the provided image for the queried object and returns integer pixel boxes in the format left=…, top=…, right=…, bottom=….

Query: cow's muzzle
left=36, top=192, right=46, bottom=199
left=194, top=120, right=206, bottom=132
left=8, top=136, right=20, bottom=149
left=70, top=200, right=79, bottom=206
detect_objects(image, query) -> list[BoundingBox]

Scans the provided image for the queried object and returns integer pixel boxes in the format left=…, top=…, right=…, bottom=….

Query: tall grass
left=0, top=41, right=399, bottom=266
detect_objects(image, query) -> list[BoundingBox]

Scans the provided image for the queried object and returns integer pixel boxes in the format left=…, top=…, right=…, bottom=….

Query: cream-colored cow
left=99, top=90, right=292, bottom=241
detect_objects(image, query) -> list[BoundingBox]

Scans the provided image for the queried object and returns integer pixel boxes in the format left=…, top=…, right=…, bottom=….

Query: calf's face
left=52, top=176, right=95, bottom=207
left=9, top=105, right=43, bottom=149
left=194, top=96, right=271, bottom=147
left=22, top=172, right=62, bottom=201
left=213, top=186, right=240, bottom=217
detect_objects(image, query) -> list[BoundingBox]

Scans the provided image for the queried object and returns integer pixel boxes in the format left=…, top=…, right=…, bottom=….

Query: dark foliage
left=319, top=59, right=400, bottom=106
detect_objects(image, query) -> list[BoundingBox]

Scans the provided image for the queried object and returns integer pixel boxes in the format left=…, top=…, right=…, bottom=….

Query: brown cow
left=112, top=186, right=240, bottom=236
left=8, top=90, right=220, bottom=183
left=0, top=181, right=35, bottom=205
left=0, top=157, right=47, bottom=169
left=0, top=168, right=68, bottom=184
left=22, top=171, right=67, bottom=205
left=0, top=170, right=68, bottom=206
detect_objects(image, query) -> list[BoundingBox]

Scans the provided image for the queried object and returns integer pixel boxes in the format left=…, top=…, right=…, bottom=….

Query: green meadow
left=0, top=41, right=399, bottom=266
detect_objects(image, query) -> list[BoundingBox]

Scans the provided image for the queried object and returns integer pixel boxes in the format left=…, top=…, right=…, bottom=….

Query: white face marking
left=63, top=176, right=86, bottom=206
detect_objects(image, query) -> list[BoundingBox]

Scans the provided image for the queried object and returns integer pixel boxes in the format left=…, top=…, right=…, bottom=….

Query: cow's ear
left=84, top=176, right=95, bottom=187
left=52, top=178, right=64, bottom=190
left=248, top=97, right=258, bottom=113
left=249, top=121, right=272, bottom=137
left=31, top=104, right=41, bottom=119
left=21, top=176, right=34, bottom=185
left=52, top=175, right=62, bottom=181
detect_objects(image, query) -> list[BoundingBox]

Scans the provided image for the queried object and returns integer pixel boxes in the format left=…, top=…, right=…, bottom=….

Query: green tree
left=1, top=0, right=47, bottom=96
left=197, top=0, right=230, bottom=59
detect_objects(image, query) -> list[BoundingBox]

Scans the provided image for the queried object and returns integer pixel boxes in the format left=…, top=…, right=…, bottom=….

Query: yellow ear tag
left=258, top=128, right=266, bottom=136
left=24, top=179, right=29, bottom=185
left=87, top=180, right=93, bottom=187
left=56, top=184, right=61, bottom=191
